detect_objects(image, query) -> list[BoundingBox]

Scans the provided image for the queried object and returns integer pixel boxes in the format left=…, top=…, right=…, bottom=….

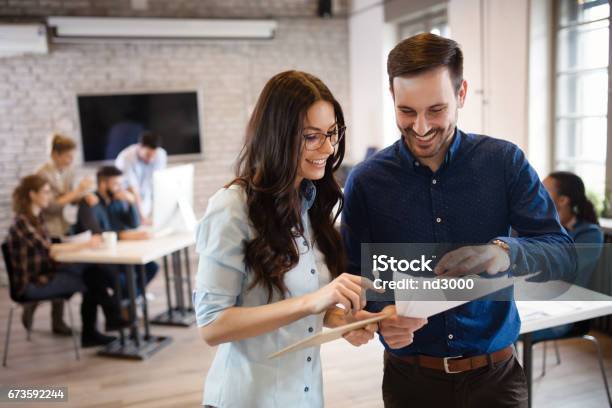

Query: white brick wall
left=0, top=0, right=348, bottom=18
left=0, top=14, right=351, bottom=283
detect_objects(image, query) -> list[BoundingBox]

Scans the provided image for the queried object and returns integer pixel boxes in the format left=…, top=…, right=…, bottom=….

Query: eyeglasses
left=303, top=125, right=346, bottom=151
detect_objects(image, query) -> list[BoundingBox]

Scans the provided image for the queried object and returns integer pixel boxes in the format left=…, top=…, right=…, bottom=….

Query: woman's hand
left=83, top=193, right=99, bottom=207
left=50, top=235, right=102, bottom=258
left=77, top=177, right=95, bottom=194
left=86, top=234, right=103, bottom=248
left=304, top=273, right=374, bottom=315
left=114, top=189, right=136, bottom=204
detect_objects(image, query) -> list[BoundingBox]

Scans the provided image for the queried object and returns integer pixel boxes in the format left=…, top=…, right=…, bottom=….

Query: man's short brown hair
left=96, top=165, right=123, bottom=184
left=139, top=131, right=160, bottom=149
left=387, top=33, right=463, bottom=93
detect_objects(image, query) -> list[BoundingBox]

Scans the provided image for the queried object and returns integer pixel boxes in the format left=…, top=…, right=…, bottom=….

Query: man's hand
left=378, top=305, right=427, bottom=349
left=324, top=308, right=383, bottom=347
left=342, top=310, right=382, bottom=347
left=434, top=244, right=510, bottom=277
left=119, top=229, right=151, bottom=241
left=114, top=190, right=136, bottom=204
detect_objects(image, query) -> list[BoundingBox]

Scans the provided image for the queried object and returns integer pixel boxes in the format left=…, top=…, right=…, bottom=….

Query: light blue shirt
left=114, top=144, right=167, bottom=217
left=194, top=182, right=331, bottom=408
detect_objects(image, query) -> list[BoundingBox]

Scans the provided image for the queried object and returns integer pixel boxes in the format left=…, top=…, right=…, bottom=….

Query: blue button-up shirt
left=75, top=192, right=141, bottom=234
left=342, top=129, right=576, bottom=357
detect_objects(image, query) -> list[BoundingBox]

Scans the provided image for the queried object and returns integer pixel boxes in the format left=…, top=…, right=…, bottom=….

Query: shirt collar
left=95, top=191, right=112, bottom=207
left=300, top=179, right=317, bottom=213
left=398, top=127, right=462, bottom=171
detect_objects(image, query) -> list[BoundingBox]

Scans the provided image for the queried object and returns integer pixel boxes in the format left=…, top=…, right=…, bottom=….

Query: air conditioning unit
left=47, top=17, right=277, bottom=42
left=0, top=24, right=48, bottom=57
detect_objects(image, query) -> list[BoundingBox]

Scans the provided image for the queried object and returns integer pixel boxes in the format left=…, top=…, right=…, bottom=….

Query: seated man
left=75, top=165, right=158, bottom=295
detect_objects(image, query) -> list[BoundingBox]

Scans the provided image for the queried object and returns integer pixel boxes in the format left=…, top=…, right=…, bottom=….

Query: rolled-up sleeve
left=194, top=187, right=249, bottom=327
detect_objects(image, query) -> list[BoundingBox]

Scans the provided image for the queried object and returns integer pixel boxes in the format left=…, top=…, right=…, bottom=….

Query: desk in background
left=517, top=285, right=612, bottom=408
left=54, top=232, right=195, bottom=360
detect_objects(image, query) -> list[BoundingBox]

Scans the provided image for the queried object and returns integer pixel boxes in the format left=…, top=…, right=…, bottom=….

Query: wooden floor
left=1, top=275, right=611, bottom=407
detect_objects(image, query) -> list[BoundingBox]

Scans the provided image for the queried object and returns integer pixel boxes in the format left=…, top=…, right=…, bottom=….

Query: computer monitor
left=152, top=164, right=197, bottom=234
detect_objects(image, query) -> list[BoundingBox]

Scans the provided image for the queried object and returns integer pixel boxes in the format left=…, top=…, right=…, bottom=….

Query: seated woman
left=532, top=171, right=604, bottom=341
left=30, top=134, right=95, bottom=335
left=7, top=174, right=125, bottom=347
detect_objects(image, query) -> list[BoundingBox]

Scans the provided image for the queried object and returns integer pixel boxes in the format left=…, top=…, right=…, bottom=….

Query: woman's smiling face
left=295, top=100, right=337, bottom=187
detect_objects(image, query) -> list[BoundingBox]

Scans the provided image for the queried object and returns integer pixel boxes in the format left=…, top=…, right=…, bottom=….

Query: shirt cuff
left=491, top=237, right=519, bottom=276
left=193, top=289, right=237, bottom=327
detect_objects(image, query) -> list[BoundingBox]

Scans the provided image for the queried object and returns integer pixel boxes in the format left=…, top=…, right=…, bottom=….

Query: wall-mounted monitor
left=77, top=90, right=201, bottom=162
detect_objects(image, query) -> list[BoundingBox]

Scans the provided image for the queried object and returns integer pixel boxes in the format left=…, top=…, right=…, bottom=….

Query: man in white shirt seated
left=115, top=131, right=167, bottom=225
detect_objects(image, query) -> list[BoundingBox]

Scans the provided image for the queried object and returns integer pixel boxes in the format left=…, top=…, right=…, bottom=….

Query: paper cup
left=102, top=231, right=117, bottom=250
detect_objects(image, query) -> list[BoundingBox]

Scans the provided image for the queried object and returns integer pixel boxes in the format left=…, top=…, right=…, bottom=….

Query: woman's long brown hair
left=12, top=174, right=48, bottom=227
left=230, top=70, right=346, bottom=302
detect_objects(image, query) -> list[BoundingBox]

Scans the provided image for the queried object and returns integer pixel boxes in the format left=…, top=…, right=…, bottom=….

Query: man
left=115, top=131, right=167, bottom=224
left=342, top=33, right=576, bottom=407
left=76, top=165, right=158, bottom=294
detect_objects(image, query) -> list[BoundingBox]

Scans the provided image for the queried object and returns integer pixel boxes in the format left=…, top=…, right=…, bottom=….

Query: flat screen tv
left=77, top=91, right=201, bottom=162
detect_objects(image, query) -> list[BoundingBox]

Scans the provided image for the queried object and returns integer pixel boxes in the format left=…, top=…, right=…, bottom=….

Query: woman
left=34, top=134, right=95, bottom=334
left=194, top=71, right=380, bottom=407
left=533, top=171, right=604, bottom=341
left=7, top=174, right=124, bottom=347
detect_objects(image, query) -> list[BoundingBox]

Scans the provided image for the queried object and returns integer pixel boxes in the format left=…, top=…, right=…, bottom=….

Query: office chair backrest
left=1, top=242, right=22, bottom=303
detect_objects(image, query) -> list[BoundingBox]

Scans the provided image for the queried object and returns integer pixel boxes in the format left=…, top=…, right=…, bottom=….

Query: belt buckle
left=443, top=355, right=463, bottom=374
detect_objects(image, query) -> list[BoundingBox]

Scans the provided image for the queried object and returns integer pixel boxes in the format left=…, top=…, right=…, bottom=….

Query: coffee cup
left=102, top=231, right=117, bottom=250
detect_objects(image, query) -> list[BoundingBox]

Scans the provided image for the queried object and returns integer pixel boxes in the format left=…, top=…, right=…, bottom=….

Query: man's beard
left=401, top=124, right=454, bottom=159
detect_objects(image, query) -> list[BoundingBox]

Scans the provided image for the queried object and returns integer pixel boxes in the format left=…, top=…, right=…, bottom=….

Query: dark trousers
left=23, top=264, right=119, bottom=336
left=22, top=264, right=86, bottom=300
left=80, top=266, right=121, bottom=335
left=102, top=262, right=158, bottom=299
left=382, top=350, right=528, bottom=408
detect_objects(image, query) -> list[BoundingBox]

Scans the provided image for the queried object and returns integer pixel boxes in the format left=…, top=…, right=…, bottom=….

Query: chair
left=2, top=242, right=80, bottom=367
left=529, top=320, right=611, bottom=407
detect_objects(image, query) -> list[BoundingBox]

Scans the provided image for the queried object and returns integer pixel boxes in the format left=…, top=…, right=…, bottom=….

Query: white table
left=598, top=218, right=612, bottom=235
left=516, top=286, right=612, bottom=408
left=56, top=232, right=195, bottom=265
left=54, top=232, right=196, bottom=360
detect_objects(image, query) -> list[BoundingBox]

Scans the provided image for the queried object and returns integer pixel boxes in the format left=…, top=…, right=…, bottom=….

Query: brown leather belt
left=388, top=345, right=514, bottom=374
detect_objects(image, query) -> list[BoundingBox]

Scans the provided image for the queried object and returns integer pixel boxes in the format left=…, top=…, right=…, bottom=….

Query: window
left=554, top=0, right=609, bottom=206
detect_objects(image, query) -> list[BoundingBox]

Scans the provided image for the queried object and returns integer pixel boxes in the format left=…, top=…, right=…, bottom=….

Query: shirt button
left=436, top=217, right=442, bottom=223
left=308, top=327, right=313, bottom=333
left=310, top=269, right=316, bottom=275
left=304, top=386, right=309, bottom=392
left=414, top=161, right=420, bottom=167
left=512, top=264, right=517, bottom=270
left=307, top=356, right=312, bottom=362
left=448, top=334, right=454, bottom=340
left=432, top=179, right=437, bottom=185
